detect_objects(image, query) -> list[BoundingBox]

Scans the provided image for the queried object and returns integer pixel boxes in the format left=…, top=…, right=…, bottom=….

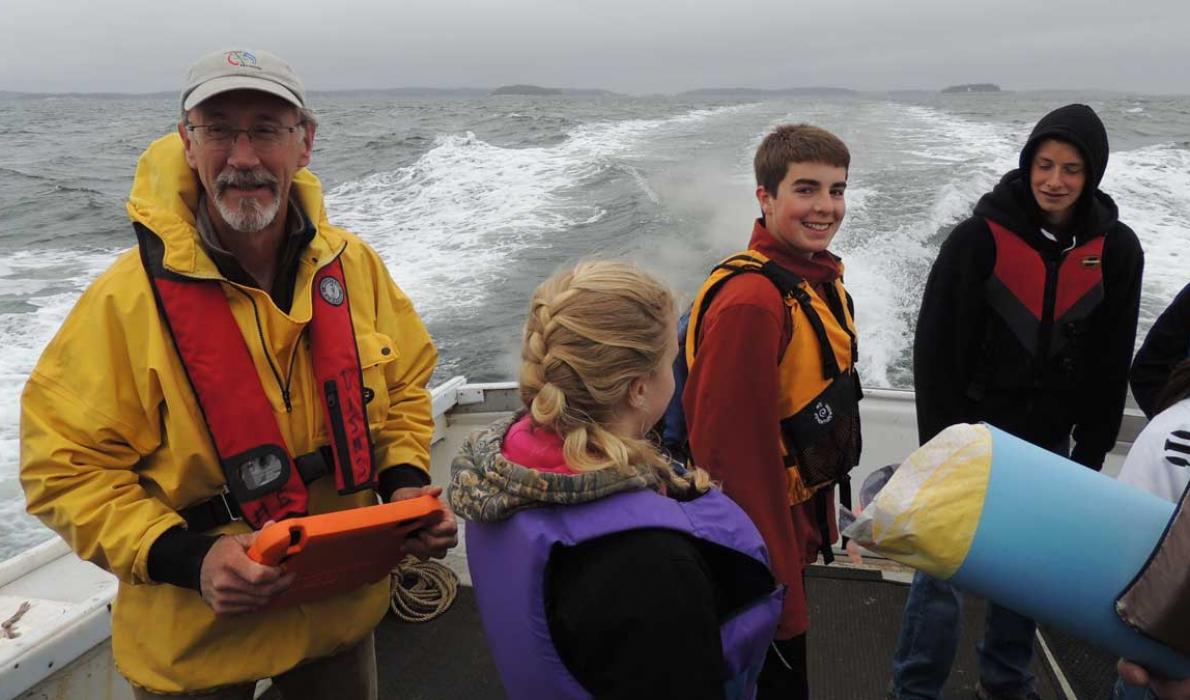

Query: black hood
left=1018, top=103, right=1110, bottom=187
left=974, top=104, right=1116, bottom=245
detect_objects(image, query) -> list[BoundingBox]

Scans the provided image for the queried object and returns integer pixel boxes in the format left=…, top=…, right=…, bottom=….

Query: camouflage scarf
left=448, top=414, right=676, bottom=523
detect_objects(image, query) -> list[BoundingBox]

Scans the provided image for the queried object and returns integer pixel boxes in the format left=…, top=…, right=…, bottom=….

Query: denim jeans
left=890, top=571, right=1037, bottom=699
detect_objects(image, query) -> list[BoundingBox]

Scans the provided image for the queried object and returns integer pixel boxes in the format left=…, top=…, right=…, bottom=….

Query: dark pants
left=131, top=632, right=377, bottom=700
left=888, top=435, right=1071, bottom=699
left=757, top=633, right=808, bottom=700
left=889, top=572, right=1036, bottom=699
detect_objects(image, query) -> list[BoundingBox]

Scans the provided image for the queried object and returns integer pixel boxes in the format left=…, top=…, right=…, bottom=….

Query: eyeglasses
left=185, top=122, right=303, bottom=150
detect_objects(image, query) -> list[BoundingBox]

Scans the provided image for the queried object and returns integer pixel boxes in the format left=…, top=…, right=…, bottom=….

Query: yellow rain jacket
left=19, top=134, right=437, bottom=693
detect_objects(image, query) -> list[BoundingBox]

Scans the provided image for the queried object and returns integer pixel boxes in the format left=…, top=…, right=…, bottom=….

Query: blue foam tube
left=950, top=426, right=1190, bottom=678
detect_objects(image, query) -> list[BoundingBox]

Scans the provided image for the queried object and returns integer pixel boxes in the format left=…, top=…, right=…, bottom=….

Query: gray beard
left=213, top=193, right=281, bottom=234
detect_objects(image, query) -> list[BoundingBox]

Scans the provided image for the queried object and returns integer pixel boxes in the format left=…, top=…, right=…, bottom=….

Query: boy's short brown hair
left=754, top=124, right=851, bottom=196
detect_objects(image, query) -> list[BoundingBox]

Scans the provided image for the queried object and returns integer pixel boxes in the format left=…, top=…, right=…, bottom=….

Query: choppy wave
left=325, top=105, right=749, bottom=324
left=840, top=104, right=1021, bottom=387
left=1102, top=143, right=1190, bottom=330
left=0, top=249, right=122, bottom=559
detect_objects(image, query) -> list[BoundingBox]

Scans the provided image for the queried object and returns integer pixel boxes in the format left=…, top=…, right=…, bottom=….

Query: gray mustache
left=216, top=168, right=279, bottom=196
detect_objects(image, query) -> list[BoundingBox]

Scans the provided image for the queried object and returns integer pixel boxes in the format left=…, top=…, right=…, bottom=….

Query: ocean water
left=1, top=91, right=1187, bottom=561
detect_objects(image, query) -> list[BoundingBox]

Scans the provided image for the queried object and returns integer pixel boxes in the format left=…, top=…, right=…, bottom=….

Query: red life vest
left=137, top=225, right=376, bottom=529
left=984, top=219, right=1105, bottom=361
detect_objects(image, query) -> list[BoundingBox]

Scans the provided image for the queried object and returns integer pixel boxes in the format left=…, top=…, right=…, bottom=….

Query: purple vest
left=467, top=488, right=783, bottom=700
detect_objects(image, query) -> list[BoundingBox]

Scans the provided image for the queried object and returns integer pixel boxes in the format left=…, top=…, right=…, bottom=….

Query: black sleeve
left=546, top=529, right=727, bottom=700
left=1071, top=225, right=1144, bottom=469
left=1131, top=282, right=1190, bottom=418
left=913, top=219, right=995, bottom=444
left=147, top=526, right=219, bottom=591
left=378, top=463, right=432, bottom=502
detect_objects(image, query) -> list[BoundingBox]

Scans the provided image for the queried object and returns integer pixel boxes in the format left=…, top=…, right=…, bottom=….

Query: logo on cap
left=226, top=51, right=260, bottom=70
left=320, top=277, right=345, bottom=306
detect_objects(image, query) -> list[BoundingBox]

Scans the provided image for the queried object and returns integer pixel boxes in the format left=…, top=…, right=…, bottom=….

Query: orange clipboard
left=246, top=494, right=443, bottom=610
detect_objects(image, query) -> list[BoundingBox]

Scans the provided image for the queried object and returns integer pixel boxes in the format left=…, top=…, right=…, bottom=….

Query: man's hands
left=390, top=485, right=459, bottom=560
left=1118, top=659, right=1190, bottom=699
left=197, top=485, right=459, bottom=615
left=199, top=526, right=294, bottom=616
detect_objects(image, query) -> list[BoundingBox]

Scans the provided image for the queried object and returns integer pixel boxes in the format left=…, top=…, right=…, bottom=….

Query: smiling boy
left=682, top=124, right=862, bottom=699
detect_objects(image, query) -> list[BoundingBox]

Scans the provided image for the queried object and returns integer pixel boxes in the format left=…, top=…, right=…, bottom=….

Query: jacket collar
left=747, top=219, right=843, bottom=286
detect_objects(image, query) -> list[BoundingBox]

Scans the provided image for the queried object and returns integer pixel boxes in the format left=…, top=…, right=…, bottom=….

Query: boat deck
left=265, top=563, right=1116, bottom=699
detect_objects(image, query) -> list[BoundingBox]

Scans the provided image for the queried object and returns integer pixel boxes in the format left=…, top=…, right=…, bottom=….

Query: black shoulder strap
left=688, top=256, right=776, bottom=357
left=821, top=281, right=859, bottom=363
left=760, top=261, right=841, bottom=379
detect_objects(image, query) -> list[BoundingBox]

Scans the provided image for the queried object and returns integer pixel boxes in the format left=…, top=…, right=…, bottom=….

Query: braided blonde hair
left=519, top=261, right=710, bottom=494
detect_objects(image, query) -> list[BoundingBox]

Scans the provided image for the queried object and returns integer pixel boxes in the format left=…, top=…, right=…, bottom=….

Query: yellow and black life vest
left=686, top=250, right=861, bottom=505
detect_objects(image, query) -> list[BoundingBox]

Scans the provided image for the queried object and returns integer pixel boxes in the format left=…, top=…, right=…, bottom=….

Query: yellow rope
left=390, top=555, right=459, bottom=623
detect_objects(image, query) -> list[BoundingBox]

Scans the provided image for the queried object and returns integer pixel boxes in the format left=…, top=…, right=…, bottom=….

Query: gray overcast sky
left=2, top=0, right=1186, bottom=95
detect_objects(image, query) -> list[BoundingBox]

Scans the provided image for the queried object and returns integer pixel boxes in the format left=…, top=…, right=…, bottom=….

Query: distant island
left=941, top=83, right=1001, bottom=94
left=679, top=86, right=856, bottom=98
left=492, top=84, right=562, bottom=96
left=489, top=84, right=617, bottom=97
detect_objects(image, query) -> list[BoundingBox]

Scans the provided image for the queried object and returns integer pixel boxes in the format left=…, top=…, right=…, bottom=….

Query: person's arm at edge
left=21, top=367, right=183, bottom=586
left=360, top=244, right=455, bottom=557
left=1118, top=659, right=1190, bottom=700
left=1072, top=226, right=1144, bottom=469
left=365, top=245, right=438, bottom=489
left=1131, top=281, right=1190, bottom=419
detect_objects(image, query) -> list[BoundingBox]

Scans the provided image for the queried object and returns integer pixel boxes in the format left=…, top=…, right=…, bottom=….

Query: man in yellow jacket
left=19, top=49, right=456, bottom=699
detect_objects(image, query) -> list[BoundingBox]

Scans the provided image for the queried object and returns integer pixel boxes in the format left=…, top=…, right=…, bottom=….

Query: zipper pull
left=282, top=388, right=292, bottom=413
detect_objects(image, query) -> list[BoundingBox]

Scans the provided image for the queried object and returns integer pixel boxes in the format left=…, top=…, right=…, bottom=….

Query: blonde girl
left=451, top=261, right=781, bottom=700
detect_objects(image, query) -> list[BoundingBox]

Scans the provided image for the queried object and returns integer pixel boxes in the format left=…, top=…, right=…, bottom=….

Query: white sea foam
left=325, top=106, right=749, bottom=323
left=1102, top=143, right=1190, bottom=331
left=840, top=104, right=1021, bottom=387
left=0, top=249, right=120, bottom=555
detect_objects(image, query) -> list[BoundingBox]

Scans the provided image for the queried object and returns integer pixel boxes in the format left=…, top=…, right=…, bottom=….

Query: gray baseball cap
left=181, top=49, right=306, bottom=111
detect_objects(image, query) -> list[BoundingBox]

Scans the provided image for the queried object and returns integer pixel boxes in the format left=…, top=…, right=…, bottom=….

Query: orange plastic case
left=247, top=494, right=443, bottom=610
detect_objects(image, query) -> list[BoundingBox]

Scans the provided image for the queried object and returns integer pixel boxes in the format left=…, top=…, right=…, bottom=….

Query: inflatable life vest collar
left=136, top=223, right=377, bottom=529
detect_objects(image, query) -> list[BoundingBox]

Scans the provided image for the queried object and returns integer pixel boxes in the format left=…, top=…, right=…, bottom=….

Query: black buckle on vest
left=179, top=446, right=333, bottom=532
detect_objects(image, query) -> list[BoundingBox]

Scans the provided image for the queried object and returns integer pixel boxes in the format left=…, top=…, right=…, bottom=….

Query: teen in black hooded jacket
left=890, top=104, right=1144, bottom=700
left=913, top=103, right=1144, bottom=470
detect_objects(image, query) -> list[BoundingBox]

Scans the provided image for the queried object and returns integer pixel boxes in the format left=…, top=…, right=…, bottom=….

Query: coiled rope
left=390, top=555, right=459, bottom=623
